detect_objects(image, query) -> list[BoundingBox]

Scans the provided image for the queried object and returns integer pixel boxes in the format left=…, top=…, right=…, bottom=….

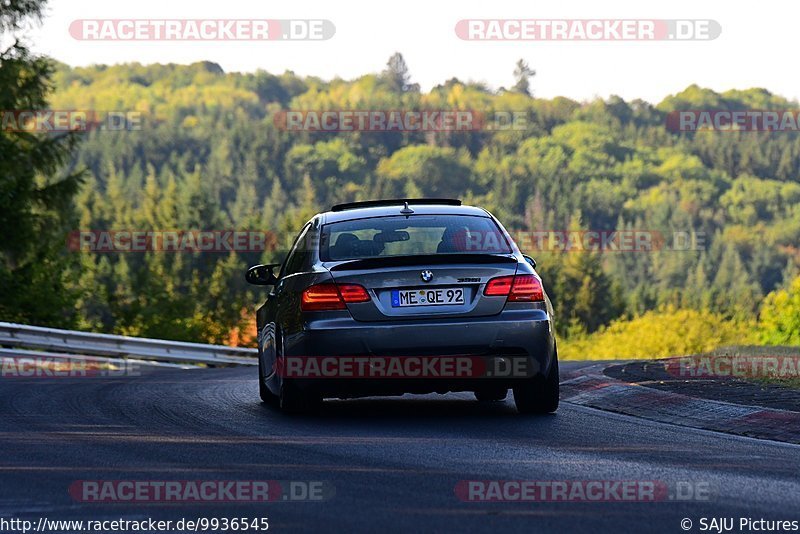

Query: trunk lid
left=325, top=254, right=519, bottom=321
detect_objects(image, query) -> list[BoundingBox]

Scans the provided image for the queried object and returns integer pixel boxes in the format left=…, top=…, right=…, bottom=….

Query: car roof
left=317, top=202, right=491, bottom=224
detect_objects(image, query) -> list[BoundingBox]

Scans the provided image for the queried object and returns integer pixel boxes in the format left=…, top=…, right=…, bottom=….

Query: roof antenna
left=400, top=201, right=414, bottom=215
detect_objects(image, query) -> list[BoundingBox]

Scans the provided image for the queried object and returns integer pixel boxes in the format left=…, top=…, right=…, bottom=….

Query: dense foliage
left=0, top=0, right=85, bottom=325
left=760, top=276, right=800, bottom=345
left=559, top=307, right=757, bottom=360
left=10, top=57, right=800, bottom=349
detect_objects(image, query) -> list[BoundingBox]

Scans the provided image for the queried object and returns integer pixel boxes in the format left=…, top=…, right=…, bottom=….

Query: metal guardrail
left=0, top=322, right=257, bottom=366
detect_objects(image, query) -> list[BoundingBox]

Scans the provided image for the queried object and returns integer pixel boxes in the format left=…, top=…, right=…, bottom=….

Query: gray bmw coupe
left=246, top=199, right=558, bottom=414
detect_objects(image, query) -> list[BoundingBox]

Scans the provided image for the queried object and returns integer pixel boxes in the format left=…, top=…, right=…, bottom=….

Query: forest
left=3, top=55, right=800, bottom=357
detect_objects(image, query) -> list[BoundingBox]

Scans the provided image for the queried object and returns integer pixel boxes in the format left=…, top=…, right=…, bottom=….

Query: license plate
left=391, top=287, right=465, bottom=307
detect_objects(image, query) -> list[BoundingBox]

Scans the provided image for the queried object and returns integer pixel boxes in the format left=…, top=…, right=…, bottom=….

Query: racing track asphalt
left=0, top=362, right=798, bottom=533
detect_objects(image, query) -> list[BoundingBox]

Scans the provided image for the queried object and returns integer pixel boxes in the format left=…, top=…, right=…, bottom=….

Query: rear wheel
left=259, top=371, right=278, bottom=404
left=258, top=330, right=279, bottom=405
left=513, top=350, right=559, bottom=414
left=474, top=388, right=508, bottom=402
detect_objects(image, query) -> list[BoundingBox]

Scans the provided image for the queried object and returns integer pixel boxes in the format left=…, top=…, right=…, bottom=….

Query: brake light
left=301, top=283, right=370, bottom=311
left=484, top=276, right=514, bottom=296
left=338, top=284, right=371, bottom=303
left=302, top=284, right=343, bottom=311
left=508, top=275, right=544, bottom=302
left=484, top=275, right=544, bottom=302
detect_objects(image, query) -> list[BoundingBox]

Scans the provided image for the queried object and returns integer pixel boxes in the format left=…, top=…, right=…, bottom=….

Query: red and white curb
left=561, top=370, right=800, bottom=445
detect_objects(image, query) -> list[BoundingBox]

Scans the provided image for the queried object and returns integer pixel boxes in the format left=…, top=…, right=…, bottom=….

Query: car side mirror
left=523, top=255, right=537, bottom=269
left=245, top=264, right=280, bottom=286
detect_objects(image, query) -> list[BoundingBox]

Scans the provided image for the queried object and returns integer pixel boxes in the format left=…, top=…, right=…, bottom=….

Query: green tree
left=0, top=0, right=84, bottom=325
left=512, top=59, right=536, bottom=96
left=376, top=145, right=474, bottom=199
left=381, top=52, right=417, bottom=93
left=760, top=276, right=800, bottom=345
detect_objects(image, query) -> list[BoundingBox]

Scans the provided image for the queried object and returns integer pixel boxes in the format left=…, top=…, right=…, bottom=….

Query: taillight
left=508, top=275, right=544, bottom=302
left=484, top=276, right=514, bottom=296
left=484, top=275, right=544, bottom=302
left=301, top=283, right=370, bottom=311
left=302, top=284, right=343, bottom=311
left=338, top=284, right=370, bottom=303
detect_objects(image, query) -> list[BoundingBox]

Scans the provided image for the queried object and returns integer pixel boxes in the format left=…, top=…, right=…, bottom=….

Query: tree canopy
left=3, top=56, right=797, bottom=348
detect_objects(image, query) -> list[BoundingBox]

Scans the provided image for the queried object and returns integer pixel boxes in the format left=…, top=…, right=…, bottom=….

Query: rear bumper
left=280, top=309, right=555, bottom=397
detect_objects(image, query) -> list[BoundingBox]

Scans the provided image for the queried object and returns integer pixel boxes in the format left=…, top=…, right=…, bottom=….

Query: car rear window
left=320, top=215, right=512, bottom=261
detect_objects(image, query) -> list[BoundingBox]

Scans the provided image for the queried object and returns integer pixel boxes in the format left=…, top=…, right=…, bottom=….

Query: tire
left=279, top=378, right=321, bottom=414
left=259, top=370, right=278, bottom=405
left=474, top=388, right=508, bottom=402
left=258, top=331, right=279, bottom=405
left=513, top=350, right=559, bottom=414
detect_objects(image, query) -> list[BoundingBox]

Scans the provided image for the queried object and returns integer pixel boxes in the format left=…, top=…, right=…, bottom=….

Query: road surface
left=1, top=362, right=798, bottom=533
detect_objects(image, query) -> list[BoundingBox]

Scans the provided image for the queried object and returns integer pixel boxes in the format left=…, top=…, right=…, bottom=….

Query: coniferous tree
left=0, top=0, right=85, bottom=325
